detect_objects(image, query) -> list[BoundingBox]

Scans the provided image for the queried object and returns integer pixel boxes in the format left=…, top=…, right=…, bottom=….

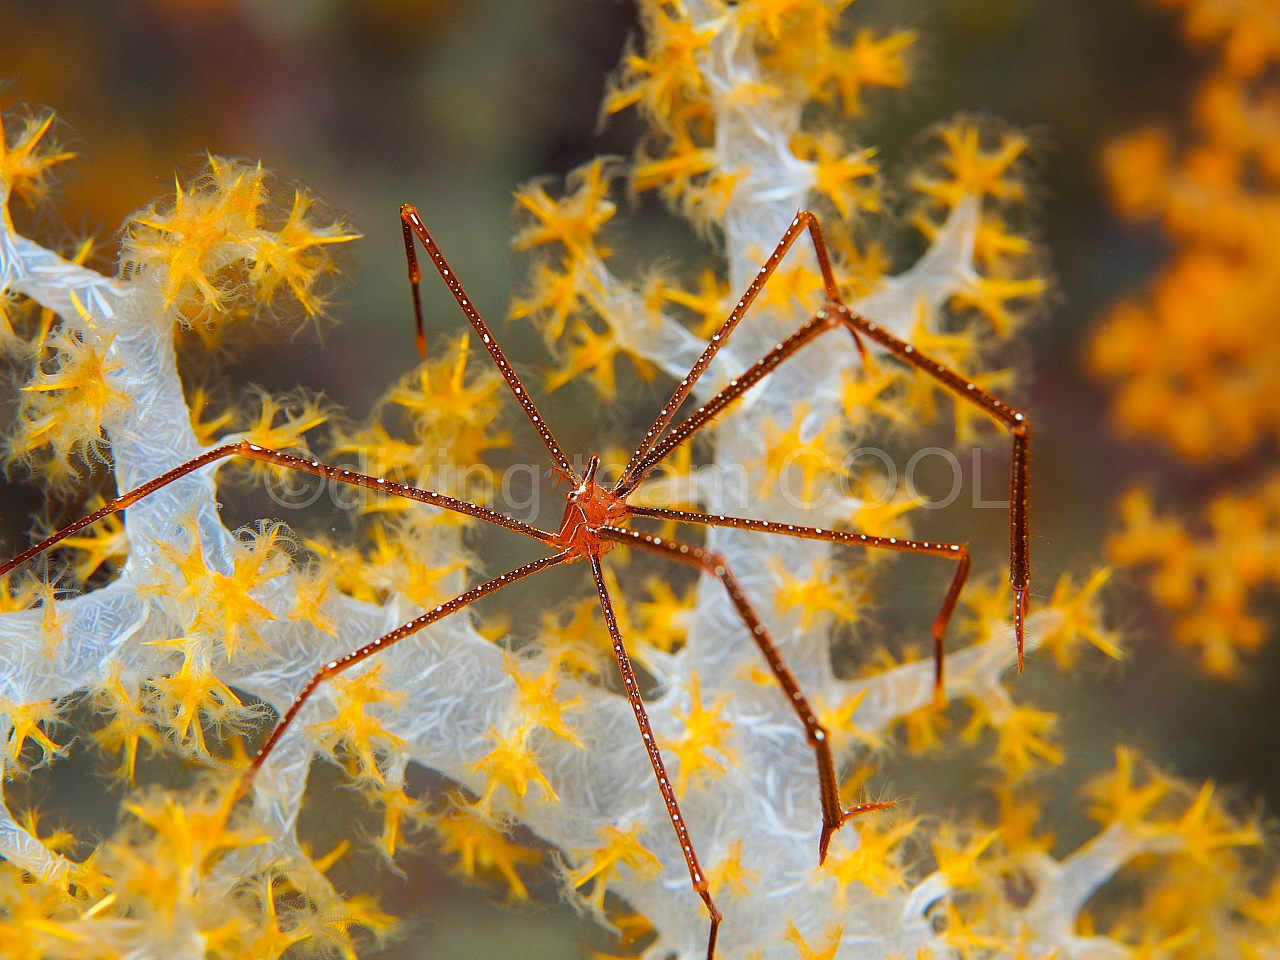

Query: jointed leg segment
left=619, top=211, right=859, bottom=487
left=627, top=506, right=971, bottom=696
left=250, top=550, right=571, bottom=776
left=589, top=555, right=721, bottom=960
left=828, top=301, right=1031, bottom=665
left=617, top=213, right=1031, bottom=666
left=401, top=203, right=579, bottom=482
left=0, top=437, right=570, bottom=788
left=597, top=525, right=893, bottom=863
left=0, top=440, right=556, bottom=580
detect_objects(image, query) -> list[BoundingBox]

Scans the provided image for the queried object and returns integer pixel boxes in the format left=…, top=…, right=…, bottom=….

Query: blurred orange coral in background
left=1093, top=0, right=1280, bottom=678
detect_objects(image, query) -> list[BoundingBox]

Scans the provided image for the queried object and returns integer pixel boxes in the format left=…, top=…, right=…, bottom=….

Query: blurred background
left=1, top=0, right=1277, bottom=957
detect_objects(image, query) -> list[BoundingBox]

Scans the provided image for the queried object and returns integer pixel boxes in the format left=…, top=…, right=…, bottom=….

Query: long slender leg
left=619, top=211, right=856, bottom=489
left=617, top=288, right=1030, bottom=663
left=828, top=301, right=1031, bottom=666
left=627, top=506, right=971, bottom=698
left=587, top=554, right=721, bottom=960
left=401, top=204, right=578, bottom=482
left=0, top=440, right=557, bottom=578
left=596, top=527, right=893, bottom=864
left=621, top=312, right=839, bottom=492
left=249, top=551, right=572, bottom=779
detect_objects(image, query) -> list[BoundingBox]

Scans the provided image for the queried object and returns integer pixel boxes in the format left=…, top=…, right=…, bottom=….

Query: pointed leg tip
left=1013, top=585, right=1028, bottom=672
left=818, top=823, right=835, bottom=865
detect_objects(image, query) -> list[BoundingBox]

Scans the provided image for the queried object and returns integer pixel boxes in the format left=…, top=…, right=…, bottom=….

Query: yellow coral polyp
left=821, top=812, right=917, bottom=900
left=814, top=688, right=884, bottom=753
left=0, top=109, right=76, bottom=226
left=1107, top=482, right=1280, bottom=677
left=120, top=785, right=267, bottom=892
left=1087, top=747, right=1170, bottom=829
left=148, top=657, right=255, bottom=760
left=50, top=496, right=129, bottom=584
left=433, top=802, right=543, bottom=900
left=707, top=838, right=759, bottom=898
left=307, top=664, right=407, bottom=785
left=773, top=556, right=865, bottom=630
left=21, top=331, right=120, bottom=419
left=952, top=274, right=1047, bottom=338
left=652, top=267, right=731, bottom=338
left=971, top=215, right=1034, bottom=271
left=532, top=595, right=615, bottom=677
left=513, top=157, right=619, bottom=263
left=753, top=259, right=827, bottom=315
left=632, top=105, right=717, bottom=200
left=930, top=827, right=1000, bottom=892
left=1158, top=781, right=1261, bottom=870
left=604, top=2, right=715, bottom=123
left=123, top=158, right=357, bottom=325
left=12, top=315, right=130, bottom=485
left=663, top=670, right=736, bottom=795
left=546, top=318, right=656, bottom=399
left=786, top=920, right=844, bottom=960
left=1, top=697, right=66, bottom=776
left=469, top=722, right=559, bottom=808
left=895, top=698, right=950, bottom=753
left=793, top=130, right=880, bottom=221
left=834, top=29, right=917, bottom=108
left=748, top=0, right=916, bottom=116
left=127, top=162, right=267, bottom=316
left=1039, top=567, right=1123, bottom=667
left=225, top=389, right=330, bottom=483
left=757, top=401, right=845, bottom=502
left=234, top=872, right=320, bottom=960
left=353, top=518, right=475, bottom=607
left=988, top=706, right=1064, bottom=779
left=89, top=668, right=163, bottom=784
left=146, top=519, right=292, bottom=661
left=569, top=822, right=662, bottom=915
left=633, top=576, right=696, bottom=652
left=509, top=262, right=587, bottom=340
left=371, top=785, right=428, bottom=862
left=503, top=653, right=587, bottom=748
left=381, top=332, right=510, bottom=468
left=247, top=190, right=357, bottom=317
left=913, top=122, right=1029, bottom=210
left=287, top=561, right=338, bottom=637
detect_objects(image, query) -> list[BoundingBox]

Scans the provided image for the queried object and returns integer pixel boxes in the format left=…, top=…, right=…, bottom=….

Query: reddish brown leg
left=620, top=211, right=867, bottom=488
left=828, top=301, right=1031, bottom=667
left=628, top=506, right=971, bottom=699
left=0, top=440, right=557, bottom=579
left=249, top=550, right=572, bottom=783
left=614, top=215, right=1031, bottom=663
left=596, top=527, right=893, bottom=864
left=620, top=312, right=841, bottom=493
left=588, top=554, right=721, bottom=960
left=401, top=204, right=578, bottom=482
